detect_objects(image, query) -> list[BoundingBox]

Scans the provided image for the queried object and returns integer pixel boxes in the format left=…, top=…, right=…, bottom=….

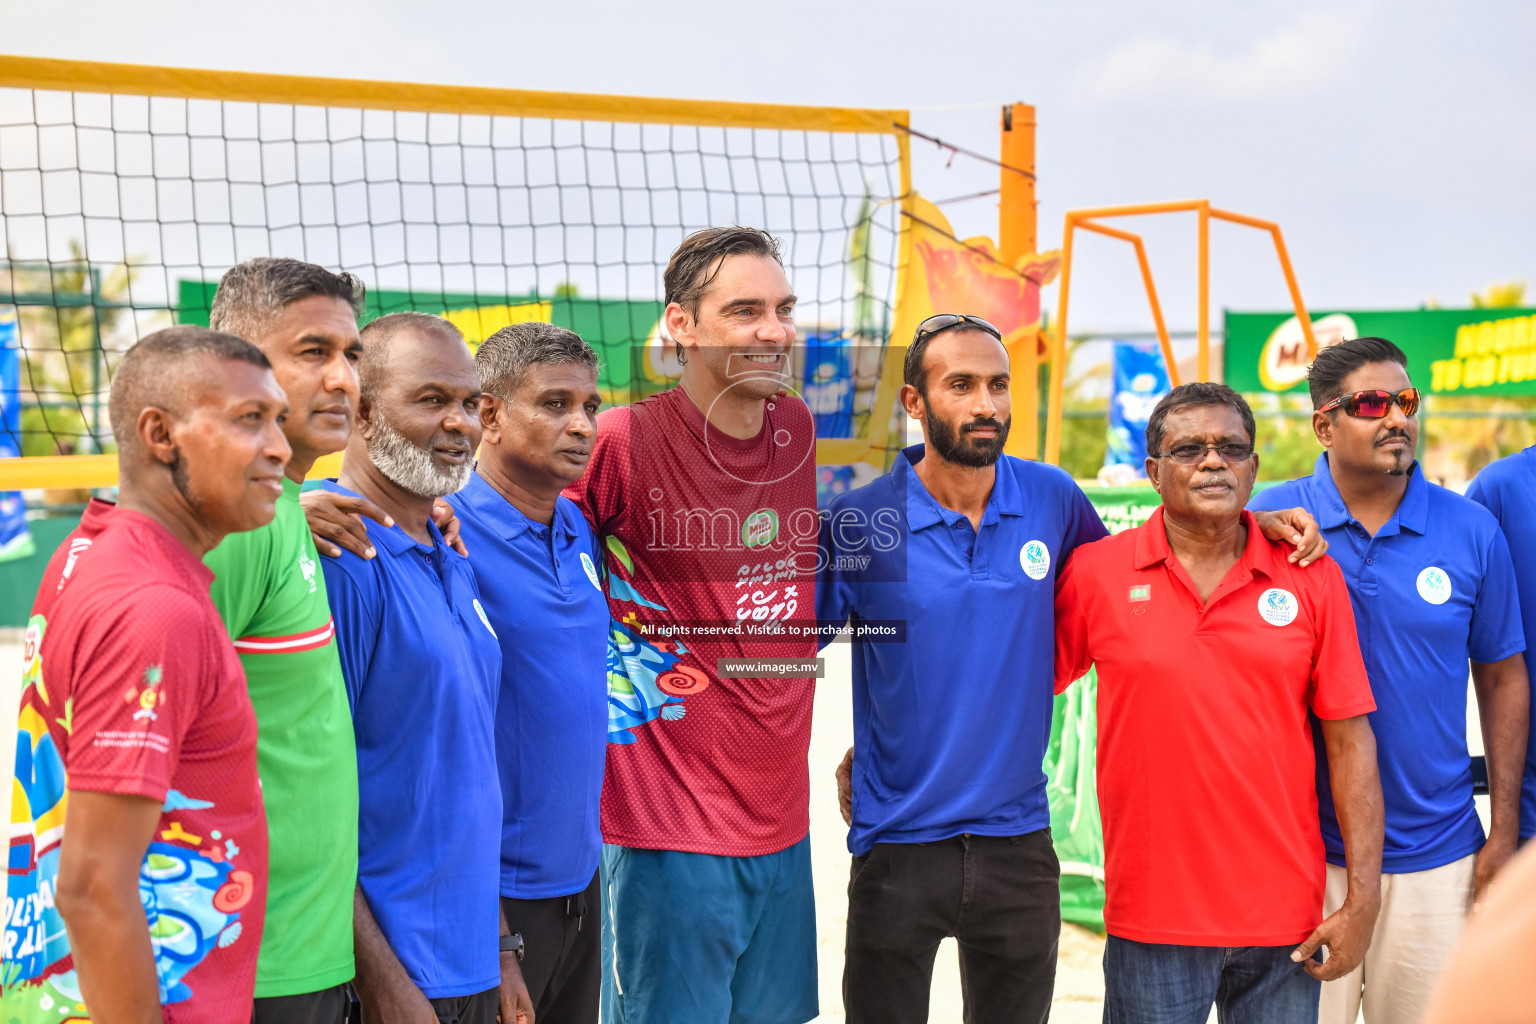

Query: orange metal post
left=1209, top=208, right=1319, bottom=359
left=1075, top=221, right=1180, bottom=389
left=1044, top=215, right=1076, bottom=465
left=1197, top=200, right=1211, bottom=381
left=1043, top=199, right=1317, bottom=466
left=998, top=102, right=1039, bottom=458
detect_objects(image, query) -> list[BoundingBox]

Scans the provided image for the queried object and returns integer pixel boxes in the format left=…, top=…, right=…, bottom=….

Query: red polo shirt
left=1055, top=508, right=1374, bottom=946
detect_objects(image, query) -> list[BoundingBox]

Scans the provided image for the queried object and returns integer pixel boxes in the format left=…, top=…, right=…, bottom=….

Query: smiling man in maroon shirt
left=567, top=227, right=820, bottom=1024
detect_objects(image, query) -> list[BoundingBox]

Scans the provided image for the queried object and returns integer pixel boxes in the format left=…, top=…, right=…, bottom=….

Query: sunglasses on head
left=1317, top=387, right=1421, bottom=419
left=913, top=313, right=1003, bottom=345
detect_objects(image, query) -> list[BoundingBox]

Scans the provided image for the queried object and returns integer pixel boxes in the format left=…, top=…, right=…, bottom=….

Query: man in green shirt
left=204, top=257, right=366, bottom=1024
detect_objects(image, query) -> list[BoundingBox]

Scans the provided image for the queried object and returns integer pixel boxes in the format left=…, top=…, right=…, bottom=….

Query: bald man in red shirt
left=1055, top=382, right=1384, bottom=1024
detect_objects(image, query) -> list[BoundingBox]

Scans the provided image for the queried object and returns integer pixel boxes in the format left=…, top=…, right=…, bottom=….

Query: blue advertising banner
left=802, top=333, right=856, bottom=501
left=1102, top=341, right=1171, bottom=479
left=0, top=308, right=34, bottom=561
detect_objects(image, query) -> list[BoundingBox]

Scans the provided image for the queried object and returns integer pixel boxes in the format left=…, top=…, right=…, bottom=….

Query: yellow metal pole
left=0, top=451, right=348, bottom=490
left=1045, top=215, right=1077, bottom=465
left=1197, top=200, right=1211, bottom=382
left=998, top=103, right=1039, bottom=459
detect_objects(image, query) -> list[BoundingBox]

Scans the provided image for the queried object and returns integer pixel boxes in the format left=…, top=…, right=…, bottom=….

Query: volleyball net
left=0, top=57, right=912, bottom=489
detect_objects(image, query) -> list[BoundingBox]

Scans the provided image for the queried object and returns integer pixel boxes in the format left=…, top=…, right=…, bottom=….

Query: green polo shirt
left=206, top=477, right=358, bottom=997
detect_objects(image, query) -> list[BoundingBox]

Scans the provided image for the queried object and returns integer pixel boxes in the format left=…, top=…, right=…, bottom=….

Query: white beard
left=367, top=413, right=473, bottom=499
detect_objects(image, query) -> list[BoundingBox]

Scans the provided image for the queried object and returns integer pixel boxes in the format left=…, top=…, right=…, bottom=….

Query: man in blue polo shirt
left=818, top=314, right=1327, bottom=1024
left=321, top=312, right=510, bottom=1024
left=1250, top=336, right=1529, bottom=1024
left=1466, top=447, right=1536, bottom=849
left=448, top=322, right=609, bottom=1024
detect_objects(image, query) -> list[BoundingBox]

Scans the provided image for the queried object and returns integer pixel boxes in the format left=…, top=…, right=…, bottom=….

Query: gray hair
left=476, top=322, right=600, bottom=399
left=210, top=257, right=365, bottom=344
left=1145, top=381, right=1256, bottom=456
left=356, top=312, right=468, bottom=402
left=110, top=326, right=271, bottom=454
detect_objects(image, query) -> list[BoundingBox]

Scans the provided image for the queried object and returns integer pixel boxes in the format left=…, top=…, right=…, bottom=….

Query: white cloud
left=1077, top=8, right=1370, bottom=103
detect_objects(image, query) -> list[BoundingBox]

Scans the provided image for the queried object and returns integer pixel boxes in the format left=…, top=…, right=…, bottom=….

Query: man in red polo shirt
left=1055, top=382, right=1384, bottom=1024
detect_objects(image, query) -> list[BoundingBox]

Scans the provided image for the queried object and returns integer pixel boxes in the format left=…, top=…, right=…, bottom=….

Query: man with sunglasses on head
left=1057, top=381, right=1383, bottom=1024
left=1250, top=336, right=1529, bottom=1024
left=820, top=318, right=1328, bottom=1023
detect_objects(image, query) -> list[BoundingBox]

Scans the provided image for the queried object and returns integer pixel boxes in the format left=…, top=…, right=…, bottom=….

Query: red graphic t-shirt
left=567, top=387, right=819, bottom=856
left=3, top=501, right=267, bottom=1024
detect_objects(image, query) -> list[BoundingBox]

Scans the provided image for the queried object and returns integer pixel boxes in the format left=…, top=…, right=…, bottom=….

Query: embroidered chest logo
left=298, top=550, right=318, bottom=594
left=1416, top=566, right=1452, bottom=605
left=1019, top=540, right=1051, bottom=581
left=1128, top=585, right=1151, bottom=602
left=1257, top=588, right=1299, bottom=627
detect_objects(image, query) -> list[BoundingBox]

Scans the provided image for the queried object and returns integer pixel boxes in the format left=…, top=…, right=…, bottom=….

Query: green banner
left=177, top=281, right=666, bottom=402
left=1225, top=308, right=1536, bottom=396
left=1044, top=485, right=1162, bottom=931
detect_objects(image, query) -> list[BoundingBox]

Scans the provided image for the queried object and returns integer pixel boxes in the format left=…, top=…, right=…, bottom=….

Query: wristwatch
left=499, top=932, right=524, bottom=961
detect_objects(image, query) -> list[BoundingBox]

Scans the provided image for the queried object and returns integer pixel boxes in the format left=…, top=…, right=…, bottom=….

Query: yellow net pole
left=998, top=103, right=1040, bottom=460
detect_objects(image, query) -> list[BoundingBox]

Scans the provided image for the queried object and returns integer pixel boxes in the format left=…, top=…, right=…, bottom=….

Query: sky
left=3, top=0, right=1533, bottom=335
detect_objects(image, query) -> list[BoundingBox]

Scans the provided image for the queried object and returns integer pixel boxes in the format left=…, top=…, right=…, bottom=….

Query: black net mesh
left=0, top=86, right=904, bottom=463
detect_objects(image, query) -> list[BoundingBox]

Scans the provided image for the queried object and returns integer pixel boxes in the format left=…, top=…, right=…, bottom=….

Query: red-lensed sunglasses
left=1317, top=387, right=1421, bottom=419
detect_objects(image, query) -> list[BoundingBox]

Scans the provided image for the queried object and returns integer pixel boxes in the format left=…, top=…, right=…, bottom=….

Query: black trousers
left=499, top=870, right=601, bottom=1024
left=253, top=985, right=349, bottom=1024
left=843, top=829, right=1060, bottom=1024
left=426, top=987, right=499, bottom=1024
left=347, top=986, right=498, bottom=1024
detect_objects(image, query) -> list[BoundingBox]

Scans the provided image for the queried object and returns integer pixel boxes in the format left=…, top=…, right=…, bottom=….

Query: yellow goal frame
left=0, top=56, right=913, bottom=489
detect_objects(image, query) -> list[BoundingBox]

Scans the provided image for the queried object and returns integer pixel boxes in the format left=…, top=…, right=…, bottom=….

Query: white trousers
left=1318, top=853, right=1476, bottom=1024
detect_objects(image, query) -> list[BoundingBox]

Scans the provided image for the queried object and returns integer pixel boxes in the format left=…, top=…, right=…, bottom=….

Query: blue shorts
left=600, top=836, right=818, bottom=1024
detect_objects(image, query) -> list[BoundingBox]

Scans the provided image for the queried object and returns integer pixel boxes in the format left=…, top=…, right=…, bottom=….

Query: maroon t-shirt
left=4, top=501, right=267, bottom=1023
left=566, top=387, right=819, bottom=856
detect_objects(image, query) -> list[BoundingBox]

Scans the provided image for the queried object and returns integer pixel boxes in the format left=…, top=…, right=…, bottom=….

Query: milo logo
left=21, top=613, right=45, bottom=700
left=742, top=509, right=780, bottom=549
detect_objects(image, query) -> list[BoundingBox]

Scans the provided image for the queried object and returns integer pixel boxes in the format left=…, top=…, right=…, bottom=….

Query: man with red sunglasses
left=1250, top=336, right=1530, bottom=1024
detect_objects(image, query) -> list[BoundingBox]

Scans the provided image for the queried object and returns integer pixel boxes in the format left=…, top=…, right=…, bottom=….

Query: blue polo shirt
left=447, top=473, right=609, bottom=900
left=320, top=481, right=503, bottom=998
left=1466, top=446, right=1536, bottom=839
left=1251, top=454, right=1524, bottom=872
left=817, top=444, right=1108, bottom=856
